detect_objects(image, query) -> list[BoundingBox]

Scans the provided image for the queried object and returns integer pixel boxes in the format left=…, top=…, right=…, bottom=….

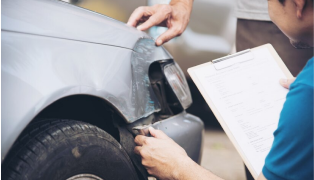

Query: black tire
left=2, top=119, right=138, bottom=180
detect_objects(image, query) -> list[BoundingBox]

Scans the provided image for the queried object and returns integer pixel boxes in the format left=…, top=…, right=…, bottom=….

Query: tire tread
left=3, top=119, right=136, bottom=180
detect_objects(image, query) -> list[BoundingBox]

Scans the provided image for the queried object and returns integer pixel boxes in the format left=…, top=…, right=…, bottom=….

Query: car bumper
left=151, top=111, right=204, bottom=164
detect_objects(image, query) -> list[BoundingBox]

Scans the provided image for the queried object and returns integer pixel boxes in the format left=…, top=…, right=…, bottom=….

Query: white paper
left=194, top=47, right=289, bottom=175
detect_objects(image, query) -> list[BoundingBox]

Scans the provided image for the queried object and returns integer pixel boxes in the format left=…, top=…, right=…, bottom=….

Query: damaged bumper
left=133, top=111, right=204, bottom=164
left=152, top=112, right=204, bottom=163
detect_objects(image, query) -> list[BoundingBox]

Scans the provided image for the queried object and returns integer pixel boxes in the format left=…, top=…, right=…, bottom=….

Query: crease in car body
left=72, top=38, right=175, bottom=123
left=129, top=38, right=175, bottom=122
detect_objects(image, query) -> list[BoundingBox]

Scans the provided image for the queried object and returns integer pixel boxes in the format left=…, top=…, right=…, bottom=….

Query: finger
left=279, top=78, right=296, bottom=89
left=137, top=12, right=168, bottom=31
left=155, top=26, right=182, bottom=46
left=149, top=127, right=169, bottom=139
left=134, top=146, right=142, bottom=155
left=134, top=146, right=150, bottom=159
left=127, top=6, right=152, bottom=27
left=134, top=135, right=147, bottom=146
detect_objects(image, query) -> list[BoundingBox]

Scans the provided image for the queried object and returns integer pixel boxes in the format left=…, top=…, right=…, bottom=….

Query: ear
left=294, top=0, right=307, bottom=18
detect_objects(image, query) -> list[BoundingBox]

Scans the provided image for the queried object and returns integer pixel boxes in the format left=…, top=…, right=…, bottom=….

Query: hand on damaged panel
left=127, top=1, right=192, bottom=46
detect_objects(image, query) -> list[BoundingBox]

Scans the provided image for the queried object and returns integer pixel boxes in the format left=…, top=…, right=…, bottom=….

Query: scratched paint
left=129, top=38, right=163, bottom=120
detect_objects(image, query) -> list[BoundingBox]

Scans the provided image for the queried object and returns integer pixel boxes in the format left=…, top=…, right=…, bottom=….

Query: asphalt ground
left=201, top=129, right=246, bottom=180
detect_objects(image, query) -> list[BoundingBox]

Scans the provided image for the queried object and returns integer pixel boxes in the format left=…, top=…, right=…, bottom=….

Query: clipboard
left=188, top=44, right=293, bottom=179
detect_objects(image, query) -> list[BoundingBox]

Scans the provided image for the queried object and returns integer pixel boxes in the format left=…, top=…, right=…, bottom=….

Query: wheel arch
left=33, top=94, right=125, bottom=141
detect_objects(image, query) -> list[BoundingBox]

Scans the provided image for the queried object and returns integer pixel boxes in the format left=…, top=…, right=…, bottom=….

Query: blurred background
left=61, top=0, right=245, bottom=179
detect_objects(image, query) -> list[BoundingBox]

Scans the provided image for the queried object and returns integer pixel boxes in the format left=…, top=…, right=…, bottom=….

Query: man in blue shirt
left=129, top=0, right=313, bottom=179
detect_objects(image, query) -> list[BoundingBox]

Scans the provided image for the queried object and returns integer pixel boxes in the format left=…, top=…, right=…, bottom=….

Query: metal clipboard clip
left=212, top=49, right=254, bottom=70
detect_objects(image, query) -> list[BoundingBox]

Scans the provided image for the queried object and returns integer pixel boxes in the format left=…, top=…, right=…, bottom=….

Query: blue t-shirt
left=262, top=58, right=313, bottom=180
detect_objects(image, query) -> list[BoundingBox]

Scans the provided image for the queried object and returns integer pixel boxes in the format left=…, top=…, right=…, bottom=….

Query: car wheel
left=2, top=119, right=138, bottom=180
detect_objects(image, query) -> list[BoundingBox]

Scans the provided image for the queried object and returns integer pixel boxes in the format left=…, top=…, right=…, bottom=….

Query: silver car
left=1, top=0, right=204, bottom=179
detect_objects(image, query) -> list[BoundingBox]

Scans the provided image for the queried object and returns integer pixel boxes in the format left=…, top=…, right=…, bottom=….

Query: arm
left=175, top=158, right=223, bottom=180
left=135, top=127, right=270, bottom=180
left=127, top=0, right=193, bottom=46
left=134, top=127, right=223, bottom=180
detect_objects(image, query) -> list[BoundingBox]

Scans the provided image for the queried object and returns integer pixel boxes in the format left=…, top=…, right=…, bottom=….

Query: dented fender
left=2, top=0, right=173, bottom=160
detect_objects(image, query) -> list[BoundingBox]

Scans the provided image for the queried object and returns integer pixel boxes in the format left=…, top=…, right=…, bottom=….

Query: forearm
left=177, top=157, right=267, bottom=180
left=175, top=157, right=224, bottom=180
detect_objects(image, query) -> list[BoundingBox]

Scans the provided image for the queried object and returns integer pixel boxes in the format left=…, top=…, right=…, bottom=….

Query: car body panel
left=2, top=30, right=133, bottom=160
left=2, top=0, right=149, bottom=50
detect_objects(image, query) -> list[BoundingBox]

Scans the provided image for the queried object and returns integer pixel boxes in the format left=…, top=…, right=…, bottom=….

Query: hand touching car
left=127, top=0, right=193, bottom=46
left=134, top=127, right=223, bottom=180
left=134, top=127, right=189, bottom=179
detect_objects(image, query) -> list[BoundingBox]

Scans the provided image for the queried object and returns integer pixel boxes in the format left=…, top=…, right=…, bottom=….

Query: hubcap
left=67, top=174, right=103, bottom=180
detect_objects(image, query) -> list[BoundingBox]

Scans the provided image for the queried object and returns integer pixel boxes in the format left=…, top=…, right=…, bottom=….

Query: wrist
left=172, top=156, right=195, bottom=180
left=170, top=0, right=193, bottom=12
